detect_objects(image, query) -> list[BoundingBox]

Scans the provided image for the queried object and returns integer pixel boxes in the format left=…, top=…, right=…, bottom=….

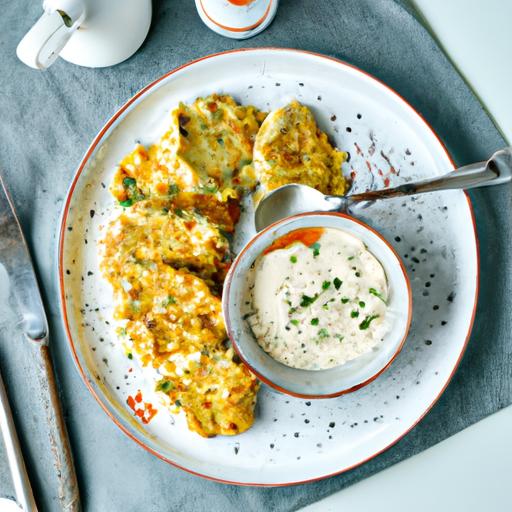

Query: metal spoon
left=255, top=147, right=512, bottom=231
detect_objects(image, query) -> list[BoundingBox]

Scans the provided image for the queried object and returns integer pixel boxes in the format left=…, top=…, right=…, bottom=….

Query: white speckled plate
left=58, top=48, right=478, bottom=485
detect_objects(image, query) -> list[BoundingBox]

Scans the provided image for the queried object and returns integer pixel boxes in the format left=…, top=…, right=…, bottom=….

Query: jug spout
left=17, top=0, right=85, bottom=70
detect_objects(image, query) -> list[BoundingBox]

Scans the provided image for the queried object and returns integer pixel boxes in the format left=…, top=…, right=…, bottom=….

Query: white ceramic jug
left=17, top=0, right=152, bottom=69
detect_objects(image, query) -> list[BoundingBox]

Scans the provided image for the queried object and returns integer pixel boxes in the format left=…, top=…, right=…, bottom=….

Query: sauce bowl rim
left=222, top=211, right=413, bottom=399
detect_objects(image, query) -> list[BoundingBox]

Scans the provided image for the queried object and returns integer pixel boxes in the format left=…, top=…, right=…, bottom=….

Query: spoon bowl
left=254, top=184, right=346, bottom=231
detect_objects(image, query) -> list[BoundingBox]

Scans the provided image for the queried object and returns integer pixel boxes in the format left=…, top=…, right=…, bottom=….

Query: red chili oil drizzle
left=263, top=227, right=325, bottom=255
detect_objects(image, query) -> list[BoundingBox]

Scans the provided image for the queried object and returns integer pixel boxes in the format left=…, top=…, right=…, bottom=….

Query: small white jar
left=195, top=0, right=280, bottom=39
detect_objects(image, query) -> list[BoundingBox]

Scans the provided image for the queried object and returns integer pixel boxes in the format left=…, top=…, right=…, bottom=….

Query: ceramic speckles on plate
left=58, top=49, right=478, bottom=485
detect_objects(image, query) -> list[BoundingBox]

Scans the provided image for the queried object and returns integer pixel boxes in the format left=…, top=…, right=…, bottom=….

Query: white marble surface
left=412, top=0, right=512, bottom=143
left=303, top=406, right=512, bottom=512
left=301, top=1, right=512, bottom=509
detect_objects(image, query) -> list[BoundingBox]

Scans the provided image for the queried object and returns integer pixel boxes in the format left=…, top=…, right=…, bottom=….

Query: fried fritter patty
left=254, top=100, right=348, bottom=195
left=110, top=95, right=266, bottom=204
left=100, top=190, right=259, bottom=437
left=155, top=348, right=259, bottom=437
left=101, top=197, right=233, bottom=286
left=175, top=94, right=266, bottom=196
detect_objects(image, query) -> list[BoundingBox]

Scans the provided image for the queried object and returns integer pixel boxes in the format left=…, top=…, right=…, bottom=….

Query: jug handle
left=17, top=7, right=83, bottom=69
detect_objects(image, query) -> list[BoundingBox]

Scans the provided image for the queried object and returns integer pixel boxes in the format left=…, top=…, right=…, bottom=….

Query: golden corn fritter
left=175, top=94, right=266, bottom=197
left=100, top=198, right=233, bottom=287
left=155, top=347, right=259, bottom=437
left=253, top=100, right=348, bottom=195
left=100, top=95, right=348, bottom=437
left=100, top=196, right=258, bottom=436
left=110, top=94, right=267, bottom=205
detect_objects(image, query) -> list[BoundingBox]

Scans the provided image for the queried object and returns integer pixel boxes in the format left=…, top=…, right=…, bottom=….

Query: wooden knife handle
left=36, top=344, right=81, bottom=512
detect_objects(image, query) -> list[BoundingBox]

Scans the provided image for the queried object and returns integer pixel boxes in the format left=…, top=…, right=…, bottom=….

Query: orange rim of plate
left=58, top=48, right=480, bottom=487
left=223, top=211, right=413, bottom=399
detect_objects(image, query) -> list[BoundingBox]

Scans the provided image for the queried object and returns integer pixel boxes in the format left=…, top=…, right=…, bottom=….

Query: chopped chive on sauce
left=358, top=301, right=366, bottom=308
left=311, top=318, right=319, bottom=326
left=175, top=400, right=182, bottom=407
left=359, top=314, right=379, bottom=330
left=290, top=255, right=298, bottom=264
left=289, top=307, right=297, bottom=314
left=127, top=352, right=133, bottom=360
left=333, top=277, right=343, bottom=290
left=290, top=319, right=300, bottom=326
left=322, top=280, right=331, bottom=290
left=318, top=328, right=329, bottom=338
left=341, top=297, right=350, bottom=304
left=310, top=242, right=321, bottom=257
left=348, top=255, right=355, bottom=261
left=369, top=288, right=388, bottom=304
left=351, top=310, right=359, bottom=318
left=355, top=271, right=361, bottom=277
left=334, top=334, right=344, bottom=342
left=300, top=294, right=319, bottom=307
left=119, top=199, right=133, bottom=207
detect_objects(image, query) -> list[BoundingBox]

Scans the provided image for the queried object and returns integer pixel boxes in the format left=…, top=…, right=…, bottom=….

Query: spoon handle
left=347, top=147, right=512, bottom=203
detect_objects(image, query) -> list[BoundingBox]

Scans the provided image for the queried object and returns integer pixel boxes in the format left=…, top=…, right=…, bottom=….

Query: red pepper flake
left=203, top=402, right=212, bottom=409
left=384, top=177, right=391, bottom=187
left=354, top=142, right=363, bottom=156
left=126, top=390, right=158, bottom=424
left=378, top=168, right=384, bottom=176
left=350, top=169, right=357, bottom=180
left=142, top=404, right=157, bottom=424
left=365, top=160, right=372, bottom=172
left=207, top=102, right=218, bottom=112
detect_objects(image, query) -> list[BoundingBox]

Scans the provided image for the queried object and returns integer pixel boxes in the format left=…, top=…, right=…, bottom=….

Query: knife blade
left=0, top=174, right=81, bottom=511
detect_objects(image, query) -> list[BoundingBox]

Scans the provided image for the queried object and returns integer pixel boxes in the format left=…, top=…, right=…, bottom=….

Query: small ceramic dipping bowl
left=222, top=212, right=412, bottom=398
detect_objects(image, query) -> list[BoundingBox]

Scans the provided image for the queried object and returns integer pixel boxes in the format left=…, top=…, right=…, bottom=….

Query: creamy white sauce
left=245, top=228, right=389, bottom=370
